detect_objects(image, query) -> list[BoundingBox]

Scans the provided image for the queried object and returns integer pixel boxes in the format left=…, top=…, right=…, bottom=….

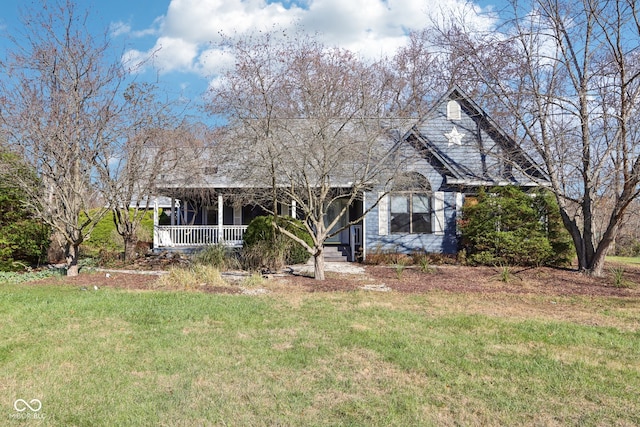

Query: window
left=390, top=192, right=432, bottom=233
left=447, top=100, right=461, bottom=120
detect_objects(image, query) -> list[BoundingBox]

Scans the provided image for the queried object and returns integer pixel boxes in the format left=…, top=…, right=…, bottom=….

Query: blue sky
left=0, top=0, right=507, bottom=114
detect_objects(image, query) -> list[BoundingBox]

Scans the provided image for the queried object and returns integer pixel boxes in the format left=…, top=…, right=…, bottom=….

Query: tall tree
left=433, top=0, right=640, bottom=276
left=98, top=83, right=193, bottom=262
left=0, top=1, right=160, bottom=275
left=208, top=33, right=412, bottom=280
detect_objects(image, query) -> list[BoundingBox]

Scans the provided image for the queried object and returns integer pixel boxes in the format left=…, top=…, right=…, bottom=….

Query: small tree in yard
left=208, top=32, right=412, bottom=280
left=0, top=1, right=170, bottom=274
left=98, top=88, right=194, bottom=262
left=460, top=186, right=573, bottom=267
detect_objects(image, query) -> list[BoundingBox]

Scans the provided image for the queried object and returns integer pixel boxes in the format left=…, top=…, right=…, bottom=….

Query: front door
left=325, top=198, right=349, bottom=244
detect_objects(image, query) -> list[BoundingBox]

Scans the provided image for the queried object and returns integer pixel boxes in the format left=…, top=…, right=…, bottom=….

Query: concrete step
left=323, top=245, right=348, bottom=262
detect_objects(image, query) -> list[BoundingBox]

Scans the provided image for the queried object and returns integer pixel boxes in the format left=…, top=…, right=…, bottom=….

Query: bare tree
left=97, top=83, right=193, bottom=262
left=208, top=33, right=412, bottom=280
left=432, top=0, right=640, bottom=276
left=0, top=1, right=153, bottom=275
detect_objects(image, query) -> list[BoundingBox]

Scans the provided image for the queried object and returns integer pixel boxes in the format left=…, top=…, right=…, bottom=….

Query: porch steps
left=323, top=245, right=349, bottom=262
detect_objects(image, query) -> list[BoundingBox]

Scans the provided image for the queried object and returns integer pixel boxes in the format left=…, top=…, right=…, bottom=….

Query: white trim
left=362, top=192, right=367, bottom=261
left=153, top=198, right=159, bottom=249
left=378, top=192, right=389, bottom=236
left=446, top=178, right=539, bottom=186
left=217, top=194, right=223, bottom=242
left=447, top=100, right=461, bottom=120
left=455, top=192, right=464, bottom=234
left=433, top=191, right=445, bottom=235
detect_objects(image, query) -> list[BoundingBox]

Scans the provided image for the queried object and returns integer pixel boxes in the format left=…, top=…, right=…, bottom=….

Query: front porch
left=151, top=193, right=363, bottom=261
left=153, top=223, right=363, bottom=261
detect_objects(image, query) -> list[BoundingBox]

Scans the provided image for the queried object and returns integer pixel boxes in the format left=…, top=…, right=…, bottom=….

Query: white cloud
left=110, top=21, right=131, bottom=38
left=123, top=0, right=497, bottom=77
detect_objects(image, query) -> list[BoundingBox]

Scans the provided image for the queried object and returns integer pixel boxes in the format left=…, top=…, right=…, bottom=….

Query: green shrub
left=460, top=186, right=573, bottom=267
left=243, top=215, right=312, bottom=269
left=192, top=244, right=241, bottom=270
left=0, top=153, right=50, bottom=271
left=81, top=209, right=154, bottom=258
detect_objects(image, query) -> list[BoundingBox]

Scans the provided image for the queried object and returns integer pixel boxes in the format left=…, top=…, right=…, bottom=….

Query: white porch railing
left=155, top=225, right=248, bottom=248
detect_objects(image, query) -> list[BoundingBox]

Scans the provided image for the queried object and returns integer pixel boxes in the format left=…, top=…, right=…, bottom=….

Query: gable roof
left=405, top=85, right=546, bottom=187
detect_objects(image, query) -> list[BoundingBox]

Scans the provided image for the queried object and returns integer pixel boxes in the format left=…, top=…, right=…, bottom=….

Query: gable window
left=390, top=193, right=432, bottom=233
left=447, top=100, right=461, bottom=120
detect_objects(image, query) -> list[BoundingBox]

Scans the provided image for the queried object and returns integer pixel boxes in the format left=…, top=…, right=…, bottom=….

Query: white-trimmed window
left=447, top=100, right=461, bottom=120
left=390, top=193, right=432, bottom=233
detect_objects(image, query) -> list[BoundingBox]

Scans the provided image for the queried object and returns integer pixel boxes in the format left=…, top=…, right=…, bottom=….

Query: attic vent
left=447, top=100, right=461, bottom=120
left=204, top=166, right=218, bottom=175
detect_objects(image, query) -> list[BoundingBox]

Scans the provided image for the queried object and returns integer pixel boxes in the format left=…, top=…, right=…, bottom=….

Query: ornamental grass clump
left=154, top=264, right=226, bottom=290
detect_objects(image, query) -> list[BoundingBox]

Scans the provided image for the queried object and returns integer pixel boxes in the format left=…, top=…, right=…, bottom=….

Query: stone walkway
left=290, top=261, right=365, bottom=275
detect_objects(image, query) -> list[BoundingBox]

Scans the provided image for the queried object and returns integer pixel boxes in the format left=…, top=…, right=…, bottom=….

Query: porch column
left=170, top=198, right=176, bottom=226
left=291, top=200, right=297, bottom=219
left=362, top=191, right=366, bottom=261
left=153, top=198, right=159, bottom=249
left=218, top=194, right=224, bottom=243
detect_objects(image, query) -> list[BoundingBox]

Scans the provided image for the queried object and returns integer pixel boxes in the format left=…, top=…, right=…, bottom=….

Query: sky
left=0, top=0, right=507, bottom=114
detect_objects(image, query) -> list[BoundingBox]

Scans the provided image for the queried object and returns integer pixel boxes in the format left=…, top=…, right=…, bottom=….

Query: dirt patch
left=28, top=263, right=640, bottom=298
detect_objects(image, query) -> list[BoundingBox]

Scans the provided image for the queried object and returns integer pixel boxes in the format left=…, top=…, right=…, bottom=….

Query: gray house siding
left=364, top=190, right=460, bottom=255
left=361, top=86, right=540, bottom=259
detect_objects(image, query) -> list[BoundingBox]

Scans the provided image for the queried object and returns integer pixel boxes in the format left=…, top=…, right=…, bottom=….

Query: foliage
left=614, top=235, right=640, bottom=257
left=243, top=215, right=313, bottom=269
left=0, top=151, right=50, bottom=271
left=394, top=260, right=406, bottom=280
left=192, top=244, right=242, bottom=271
left=460, top=187, right=573, bottom=267
left=0, top=268, right=61, bottom=284
left=154, top=265, right=227, bottom=290
left=609, top=266, right=635, bottom=289
left=81, top=209, right=154, bottom=258
left=365, top=246, right=455, bottom=266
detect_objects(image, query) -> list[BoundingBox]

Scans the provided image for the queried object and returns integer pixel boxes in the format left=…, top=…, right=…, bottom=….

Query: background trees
left=431, top=0, right=640, bottom=276
left=0, top=150, right=50, bottom=270
left=97, top=83, right=189, bottom=262
left=208, top=33, right=412, bottom=280
left=0, top=1, right=179, bottom=274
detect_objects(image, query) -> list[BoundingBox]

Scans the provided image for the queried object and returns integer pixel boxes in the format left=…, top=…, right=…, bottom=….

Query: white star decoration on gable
left=445, top=126, right=465, bottom=146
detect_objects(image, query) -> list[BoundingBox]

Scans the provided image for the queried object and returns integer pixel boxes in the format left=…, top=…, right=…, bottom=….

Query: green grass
left=606, top=255, right=640, bottom=265
left=1, top=283, right=639, bottom=426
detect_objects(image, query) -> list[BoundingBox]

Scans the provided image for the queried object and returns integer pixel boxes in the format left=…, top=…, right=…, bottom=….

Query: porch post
left=362, top=191, right=366, bottom=261
left=218, top=194, right=224, bottom=243
left=170, top=198, right=176, bottom=226
left=291, top=199, right=297, bottom=219
left=153, top=198, right=159, bottom=250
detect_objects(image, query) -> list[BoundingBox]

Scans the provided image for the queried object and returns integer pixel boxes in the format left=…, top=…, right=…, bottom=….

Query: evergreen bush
left=243, top=215, right=313, bottom=269
left=459, top=186, right=573, bottom=267
left=0, top=151, right=50, bottom=271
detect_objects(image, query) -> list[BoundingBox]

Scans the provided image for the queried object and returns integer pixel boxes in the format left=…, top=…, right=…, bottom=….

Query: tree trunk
left=314, top=248, right=325, bottom=281
left=123, top=234, right=138, bottom=262
left=65, top=243, right=80, bottom=277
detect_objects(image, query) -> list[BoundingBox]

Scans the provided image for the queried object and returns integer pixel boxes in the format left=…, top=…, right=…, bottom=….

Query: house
left=151, top=86, right=545, bottom=261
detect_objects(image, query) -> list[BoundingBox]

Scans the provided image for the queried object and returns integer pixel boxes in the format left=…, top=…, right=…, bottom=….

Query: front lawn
left=1, top=279, right=639, bottom=426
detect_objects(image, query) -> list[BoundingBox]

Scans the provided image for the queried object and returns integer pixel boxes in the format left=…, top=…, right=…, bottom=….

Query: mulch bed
left=25, top=263, right=640, bottom=298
